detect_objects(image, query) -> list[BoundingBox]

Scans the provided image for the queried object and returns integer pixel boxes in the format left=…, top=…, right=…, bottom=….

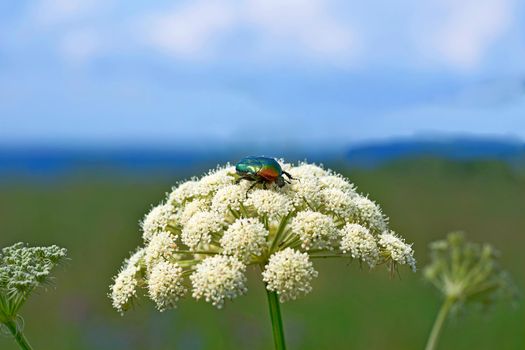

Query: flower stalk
left=425, top=297, right=454, bottom=350
left=2, top=318, right=34, bottom=350
left=265, top=288, right=286, bottom=350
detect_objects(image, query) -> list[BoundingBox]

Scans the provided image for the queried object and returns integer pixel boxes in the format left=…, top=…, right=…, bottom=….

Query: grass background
left=0, top=158, right=523, bottom=349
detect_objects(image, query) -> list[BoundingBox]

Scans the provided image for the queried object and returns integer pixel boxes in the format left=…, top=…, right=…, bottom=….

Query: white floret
left=245, top=189, right=293, bottom=222
left=340, top=223, right=379, bottom=267
left=181, top=211, right=225, bottom=250
left=262, top=248, right=318, bottom=302
left=378, top=232, right=416, bottom=272
left=144, top=231, right=178, bottom=269
left=190, top=255, right=247, bottom=308
left=147, top=261, right=186, bottom=311
left=220, top=218, right=269, bottom=262
left=290, top=211, right=339, bottom=250
left=141, top=203, right=174, bottom=242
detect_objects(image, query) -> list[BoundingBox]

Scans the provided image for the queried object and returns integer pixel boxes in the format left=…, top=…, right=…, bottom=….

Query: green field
left=1, top=158, right=523, bottom=350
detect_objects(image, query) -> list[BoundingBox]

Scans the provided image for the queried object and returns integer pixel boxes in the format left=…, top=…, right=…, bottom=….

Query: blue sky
left=0, top=0, right=524, bottom=148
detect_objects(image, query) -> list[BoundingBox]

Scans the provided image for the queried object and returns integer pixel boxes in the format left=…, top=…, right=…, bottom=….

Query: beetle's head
left=276, top=176, right=286, bottom=188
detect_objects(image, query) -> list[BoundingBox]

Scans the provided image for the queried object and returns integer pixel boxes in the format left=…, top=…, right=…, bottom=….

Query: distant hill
left=1, top=137, right=525, bottom=178
left=346, top=137, right=525, bottom=167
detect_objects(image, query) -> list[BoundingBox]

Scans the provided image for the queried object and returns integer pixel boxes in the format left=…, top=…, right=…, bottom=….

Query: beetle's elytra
left=235, top=156, right=294, bottom=196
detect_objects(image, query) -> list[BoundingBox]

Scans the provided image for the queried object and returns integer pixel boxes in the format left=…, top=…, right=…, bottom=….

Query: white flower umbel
left=148, top=261, right=186, bottom=311
left=340, top=224, right=379, bottom=267
left=262, top=248, right=318, bottom=302
left=144, top=231, right=177, bottom=269
left=211, top=183, right=248, bottom=214
left=190, top=255, right=247, bottom=308
left=351, top=196, right=388, bottom=234
left=320, top=188, right=355, bottom=219
left=246, top=189, right=293, bottom=222
left=319, top=175, right=356, bottom=193
left=110, top=248, right=145, bottom=314
left=181, top=211, right=225, bottom=250
left=111, top=159, right=415, bottom=320
left=220, top=218, right=269, bottom=262
left=285, top=176, right=323, bottom=209
left=176, top=198, right=210, bottom=226
left=378, top=232, right=416, bottom=272
left=290, top=211, right=339, bottom=250
left=141, top=203, right=173, bottom=241
left=0, top=243, right=67, bottom=350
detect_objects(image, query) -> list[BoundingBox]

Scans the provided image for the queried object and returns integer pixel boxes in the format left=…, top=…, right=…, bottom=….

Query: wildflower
left=220, top=218, right=269, bottom=262
left=190, top=255, right=247, bottom=308
left=0, top=242, right=67, bottom=349
left=424, top=232, right=516, bottom=306
left=181, top=211, right=225, bottom=251
left=148, top=261, right=186, bottom=311
left=144, top=232, right=177, bottom=269
left=111, top=159, right=414, bottom=311
left=351, top=196, right=388, bottom=234
left=141, top=203, right=173, bottom=241
left=378, top=232, right=416, bottom=272
left=340, top=223, right=379, bottom=267
left=262, top=248, right=318, bottom=302
left=245, top=189, right=293, bottom=222
left=423, top=232, right=518, bottom=350
left=290, top=211, right=339, bottom=250
left=110, top=248, right=145, bottom=314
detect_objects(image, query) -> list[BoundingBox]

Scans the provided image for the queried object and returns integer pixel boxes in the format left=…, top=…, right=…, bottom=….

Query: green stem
left=425, top=298, right=454, bottom=350
left=3, top=319, right=34, bottom=350
left=265, top=289, right=287, bottom=350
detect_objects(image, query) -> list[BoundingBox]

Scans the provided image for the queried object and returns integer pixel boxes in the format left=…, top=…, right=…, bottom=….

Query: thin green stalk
left=425, top=298, right=454, bottom=350
left=3, top=318, right=34, bottom=350
left=265, top=289, right=287, bottom=350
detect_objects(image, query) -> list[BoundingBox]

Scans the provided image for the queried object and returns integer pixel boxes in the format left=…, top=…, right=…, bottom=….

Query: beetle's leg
left=263, top=182, right=268, bottom=190
left=282, top=171, right=294, bottom=180
left=245, top=181, right=260, bottom=199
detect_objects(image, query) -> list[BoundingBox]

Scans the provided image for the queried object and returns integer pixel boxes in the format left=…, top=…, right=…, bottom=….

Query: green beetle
left=235, top=156, right=294, bottom=196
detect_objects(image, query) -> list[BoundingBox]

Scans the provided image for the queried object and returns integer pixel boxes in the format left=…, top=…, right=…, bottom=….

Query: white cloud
left=143, top=1, right=237, bottom=58
left=141, top=0, right=358, bottom=63
left=416, top=0, right=514, bottom=70
left=245, top=0, right=357, bottom=60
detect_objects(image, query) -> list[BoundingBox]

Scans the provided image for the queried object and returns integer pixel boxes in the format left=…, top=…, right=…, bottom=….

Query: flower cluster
left=0, top=242, right=67, bottom=321
left=423, top=232, right=517, bottom=307
left=110, top=160, right=416, bottom=312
